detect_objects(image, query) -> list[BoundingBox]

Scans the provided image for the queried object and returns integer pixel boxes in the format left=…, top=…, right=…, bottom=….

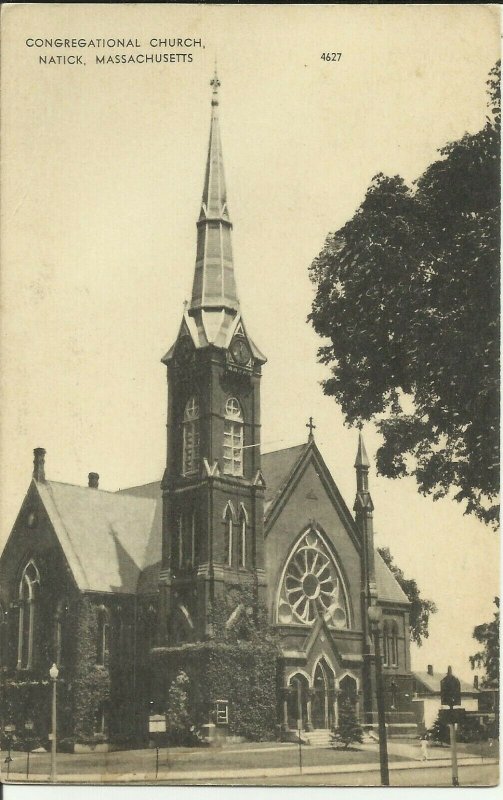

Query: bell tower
left=158, top=71, right=267, bottom=645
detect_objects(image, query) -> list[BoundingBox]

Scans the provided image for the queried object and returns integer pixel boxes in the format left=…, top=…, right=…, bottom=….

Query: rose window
left=277, top=529, right=348, bottom=628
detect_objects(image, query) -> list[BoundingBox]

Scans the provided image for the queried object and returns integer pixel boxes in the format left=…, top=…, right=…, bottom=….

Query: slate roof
left=35, top=480, right=157, bottom=595
left=374, top=551, right=409, bottom=604
left=261, top=443, right=308, bottom=514
left=413, top=671, right=478, bottom=696
left=29, top=443, right=408, bottom=605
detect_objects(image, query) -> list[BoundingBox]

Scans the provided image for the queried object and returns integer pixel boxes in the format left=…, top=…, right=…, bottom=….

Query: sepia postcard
left=0, top=3, right=500, bottom=794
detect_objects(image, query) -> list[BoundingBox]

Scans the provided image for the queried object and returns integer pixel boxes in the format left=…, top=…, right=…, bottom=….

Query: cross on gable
left=306, top=417, right=316, bottom=440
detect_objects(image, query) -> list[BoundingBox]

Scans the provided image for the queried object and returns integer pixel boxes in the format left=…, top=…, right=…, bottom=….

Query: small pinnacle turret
left=354, top=431, right=370, bottom=469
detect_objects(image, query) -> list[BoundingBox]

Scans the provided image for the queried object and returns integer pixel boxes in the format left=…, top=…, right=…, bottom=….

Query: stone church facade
left=0, top=74, right=415, bottom=748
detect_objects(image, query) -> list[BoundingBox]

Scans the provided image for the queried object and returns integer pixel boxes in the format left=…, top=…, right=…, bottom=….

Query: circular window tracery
left=277, top=529, right=348, bottom=628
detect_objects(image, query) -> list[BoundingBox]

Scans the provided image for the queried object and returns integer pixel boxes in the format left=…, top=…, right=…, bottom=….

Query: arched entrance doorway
left=338, top=673, right=359, bottom=726
left=311, top=660, right=336, bottom=729
left=287, top=673, right=309, bottom=730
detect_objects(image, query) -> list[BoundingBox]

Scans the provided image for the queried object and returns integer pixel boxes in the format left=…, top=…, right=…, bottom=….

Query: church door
left=311, top=660, right=335, bottom=729
left=287, top=674, right=309, bottom=730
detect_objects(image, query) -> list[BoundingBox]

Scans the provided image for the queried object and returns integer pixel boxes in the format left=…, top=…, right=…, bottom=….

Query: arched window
left=382, top=620, right=390, bottom=667
left=239, top=506, right=247, bottom=568
left=224, top=504, right=234, bottom=566
left=17, top=560, right=40, bottom=670
left=277, top=528, right=350, bottom=628
left=223, top=397, right=243, bottom=476
left=96, top=606, right=110, bottom=666
left=390, top=621, right=399, bottom=667
left=183, top=396, right=200, bottom=475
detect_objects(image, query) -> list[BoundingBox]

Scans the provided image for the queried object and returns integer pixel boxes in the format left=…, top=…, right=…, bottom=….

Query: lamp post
left=24, top=719, right=34, bottom=780
left=49, top=663, right=59, bottom=782
left=368, top=605, right=390, bottom=786
left=4, top=723, right=15, bottom=780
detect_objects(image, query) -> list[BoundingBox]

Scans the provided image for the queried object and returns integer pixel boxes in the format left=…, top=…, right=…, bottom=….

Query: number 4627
left=321, top=53, right=342, bottom=61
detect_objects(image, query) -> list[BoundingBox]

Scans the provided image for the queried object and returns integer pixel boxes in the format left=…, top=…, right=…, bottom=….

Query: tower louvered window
left=223, top=397, right=243, bottom=476
left=183, top=396, right=200, bottom=475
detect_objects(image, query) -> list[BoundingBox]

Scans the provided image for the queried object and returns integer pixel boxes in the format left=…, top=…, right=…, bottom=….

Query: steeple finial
left=210, top=61, right=220, bottom=106
left=306, top=417, right=316, bottom=442
left=354, top=431, right=370, bottom=469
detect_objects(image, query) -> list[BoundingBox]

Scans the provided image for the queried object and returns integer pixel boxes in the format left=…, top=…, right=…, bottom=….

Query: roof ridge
left=118, top=480, right=161, bottom=493
left=262, top=441, right=307, bottom=457
left=47, top=480, right=156, bottom=502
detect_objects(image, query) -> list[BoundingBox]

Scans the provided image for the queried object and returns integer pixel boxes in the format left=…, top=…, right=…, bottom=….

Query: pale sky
left=1, top=3, right=500, bottom=682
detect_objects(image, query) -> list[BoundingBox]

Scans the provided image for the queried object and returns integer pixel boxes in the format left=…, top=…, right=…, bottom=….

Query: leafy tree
left=469, top=597, right=499, bottom=687
left=331, top=698, right=363, bottom=749
left=309, top=62, right=500, bottom=527
left=378, top=547, right=437, bottom=647
left=165, top=670, right=192, bottom=745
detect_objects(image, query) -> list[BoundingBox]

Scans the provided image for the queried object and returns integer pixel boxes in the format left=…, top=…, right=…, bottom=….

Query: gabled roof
left=262, top=443, right=308, bottom=514
left=35, top=480, right=157, bottom=595
left=375, top=551, right=409, bottom=604
left=9, top=438, right=409, bottom=607
left=262, top=440, right=409, bottom=607
left=413, top=671, right=478, bottom=696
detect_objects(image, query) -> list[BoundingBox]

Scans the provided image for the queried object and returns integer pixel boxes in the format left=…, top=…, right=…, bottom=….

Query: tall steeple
left=189, top=69, right=239, bottom=319
left=158, top=72, right=267, bottom=647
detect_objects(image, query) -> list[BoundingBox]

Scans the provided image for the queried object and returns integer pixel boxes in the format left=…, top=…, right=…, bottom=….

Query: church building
left=0, top=74, right=415, bottom=749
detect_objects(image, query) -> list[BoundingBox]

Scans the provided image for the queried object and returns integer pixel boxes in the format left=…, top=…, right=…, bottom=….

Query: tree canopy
left=378, top=547, right=437, bottom=647
left=309, top=62, right=500, bottom=527
left=469, top=597, right=499, bottom=687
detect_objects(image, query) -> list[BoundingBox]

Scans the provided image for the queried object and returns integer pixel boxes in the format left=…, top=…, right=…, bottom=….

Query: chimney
left=88, top=472, right=99, bottom=489
left=33, top=448, right=46, bottom=482
left=474, top=675, right=479, bottom=690
left=427, top=664, right=433, bottom=676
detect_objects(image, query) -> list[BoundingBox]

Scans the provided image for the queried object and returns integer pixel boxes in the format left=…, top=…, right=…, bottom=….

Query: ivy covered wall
left=152, top=585, right=280, bottom=741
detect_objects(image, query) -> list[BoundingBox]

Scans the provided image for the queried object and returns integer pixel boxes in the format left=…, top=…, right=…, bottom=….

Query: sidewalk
left=4, top=753, right=498, bottom=783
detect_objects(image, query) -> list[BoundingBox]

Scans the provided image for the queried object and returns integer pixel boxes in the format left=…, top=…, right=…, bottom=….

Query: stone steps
left=306, top=729, right=332, bottom=747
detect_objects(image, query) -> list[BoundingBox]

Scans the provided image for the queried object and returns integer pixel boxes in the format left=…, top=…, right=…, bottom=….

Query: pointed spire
left=354, top=431, right=370, bottom=469
left=189, top=70, right=239, bottom=317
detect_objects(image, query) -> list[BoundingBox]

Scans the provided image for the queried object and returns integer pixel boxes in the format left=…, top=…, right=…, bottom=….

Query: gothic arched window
left=239, top=506, right=247, bottom=568
left=390, top=621, right=399, bottom=667
left=223, top=503, right=234, bottom=566
left=382, top=620, right=390, bottom=667
left=223, top=397, right=243, bottom=476
left=183, top=396, right=200, bottom=475
left=96, top=606, right=110, bottom=666
left=277, top=528, right=349, bottom=628
left=17, top=560, right=40, bottom=670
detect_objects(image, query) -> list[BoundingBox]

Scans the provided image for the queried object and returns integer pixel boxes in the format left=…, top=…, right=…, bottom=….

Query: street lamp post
left=24, top=719, right=34, bottom=780
left=368, top=605, right=390, bottom=786
left=4, top=723, right=15, bottom=780
left=49, top=663, right=59, bottom=782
